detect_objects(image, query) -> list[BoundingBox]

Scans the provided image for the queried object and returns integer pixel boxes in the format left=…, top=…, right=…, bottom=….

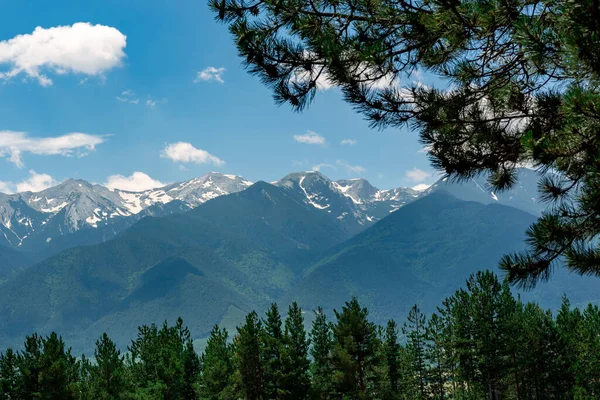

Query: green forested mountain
left=0, top=182, right=350, bottom=351
left=0, top=245, right=31, bottom=284
left=1, top=182, right=598, bottom=354
left=286, top=192, right=600, bottom=323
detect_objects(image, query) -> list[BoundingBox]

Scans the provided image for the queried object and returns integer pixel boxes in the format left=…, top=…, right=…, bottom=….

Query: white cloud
left=146, top=97, right=167, bottom=108
left=417, top=145, right=432, bottom=154
left=412, top=183, right=432, bottom=191
left=291, top=66, right=335, bottom=90
left=161, top=142, right=224, bottom=166
left=312, top=163, right=335, bottom=172
left=293, top=130, right=326, bottom=146
left=0, top=170, right=58, bottom=193
left=16, top=170, right=57, bottom=193
left=116, top=89, right=139, bottom=104
left=0, top=180, right=13, bottom=194
left=194, top=67, right=225, bottom=83
left=341, top=139, right=357, bottom=146
left=336, top=160, right=366, bottom=174
left=104, top=171, right=165, bottom=192
left=0, top=22, right=126, bottom=86
left=0, top=130, right=106, bottom=168
left=291, top=60, right=399, bottom=92
left=405, top=167, right=433, bottom=183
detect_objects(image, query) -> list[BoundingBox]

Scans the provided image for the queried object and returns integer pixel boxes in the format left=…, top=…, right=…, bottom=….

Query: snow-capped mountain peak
left=273, top=172, right=419, bottom=233
left=0, top=172, right=253, bottom=250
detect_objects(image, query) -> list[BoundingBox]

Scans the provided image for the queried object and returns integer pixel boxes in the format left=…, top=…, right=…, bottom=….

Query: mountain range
left=0, top=168, right=595, bottom=353
left=0, top=169, right=546, bottom=259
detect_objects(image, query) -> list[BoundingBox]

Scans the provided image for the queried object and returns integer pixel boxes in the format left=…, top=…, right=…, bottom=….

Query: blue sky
left=0, top=0, right=435, bottom=193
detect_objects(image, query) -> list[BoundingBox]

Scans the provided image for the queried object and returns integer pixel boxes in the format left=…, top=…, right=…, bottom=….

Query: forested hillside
left=0, top=181, right=350, bottom=351
left=1, top=185, right=598, bottom=354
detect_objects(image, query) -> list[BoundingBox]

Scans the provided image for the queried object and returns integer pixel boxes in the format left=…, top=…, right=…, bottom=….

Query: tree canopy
left=210, top=0, right=600, bottom=287
left=3, top=271, right=600, bottom=399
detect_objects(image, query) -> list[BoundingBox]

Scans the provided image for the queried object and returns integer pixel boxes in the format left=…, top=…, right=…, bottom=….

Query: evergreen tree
left=90, top=333, right=126, bottom=399
left=4, top=284, right=600, bottom=399
left=573, top=304, right=600, bottom=397
left=37, top=332, right=78, bottom=400
left=235, top=311, right=264, bottom=400
left=382, top=320, right=400, bottom=399
left=18, top=333, right=43, bottom=400
left=510, top=302, right=564, bottom=399
left=261, top=303, right=283, bottom=399
left=425, top=313, right=447, bottom=400
left=127, top=318, right=193, bottom=399
left=331, top=297, right=381, bottom=399
left=280, top=302, right=310, bottom=400
left=310, top=307, right=334, bottom=400
left=403, top=305, right=428, bottom=400
left=199, top=325, right=235, bottom=400
left=0, top=348, right=20, bottom=398
left=211, top=0, right=600, bottom=286
left=183, top=340, right=200, bottom=400
left=452, top=271, right=517, bottom=400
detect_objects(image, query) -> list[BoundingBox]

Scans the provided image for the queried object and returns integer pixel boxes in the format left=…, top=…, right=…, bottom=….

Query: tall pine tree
left=331, top=298, right=381, bottom=399
left=236, top=311, right=264, bottom=400
left=310, top=307, right=334, bottom=400
left=262, top=303, right=283, bottom=399
left=199, top=325, right=235, bottom=399
left=279, top=302, right=310, bottom=400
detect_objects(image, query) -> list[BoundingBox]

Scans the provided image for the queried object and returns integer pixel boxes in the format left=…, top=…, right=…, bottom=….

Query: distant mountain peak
left=0, top=172, right=254, bottom=251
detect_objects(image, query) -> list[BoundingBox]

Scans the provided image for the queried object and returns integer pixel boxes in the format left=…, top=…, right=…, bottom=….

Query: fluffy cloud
left=194, top=67, right=226, bottom=83
left=116, top=89, right=139, bottom=104
left=405, top=167, right=433, bottom=182
left=16, top=170, right=56, bottom=192
left=0, top=130, right=106, bottom=168
left=336, top=160, right=366, bottom=174
left=161, top=142, right=224, bottom=166
left=0, top=22, right=126, bottom=86
left=104, top=171, right=165, bottom=192
left=341, top=138, right=357, bottom=146
left=0, top=180, right=13, bottom=194
left=293, top=131, right=326, bottom=146
left=291, top=62, right=399, bottom=92
left=0, top=170, right=57, bottom=194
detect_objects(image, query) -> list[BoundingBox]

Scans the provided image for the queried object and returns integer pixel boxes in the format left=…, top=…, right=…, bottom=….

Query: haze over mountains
left=1, top=168, right=592, bottom=353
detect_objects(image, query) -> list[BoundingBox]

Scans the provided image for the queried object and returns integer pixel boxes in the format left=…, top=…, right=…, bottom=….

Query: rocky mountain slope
left=0, top=173, right=253, bottom=256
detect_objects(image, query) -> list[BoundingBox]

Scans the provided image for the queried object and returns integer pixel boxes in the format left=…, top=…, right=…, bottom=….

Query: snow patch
left=299, top=176, right=330, bottom=210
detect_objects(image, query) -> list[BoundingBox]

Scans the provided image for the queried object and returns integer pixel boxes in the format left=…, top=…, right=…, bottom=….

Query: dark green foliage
left=261, top=303, right=283, bottom=399
left=235, top=311, right=264, bottom=400
left=425, top=314, right=447, bottom=400
left=382, top=320, right=400, bottom=399
left=127, top=318, right=194, bottom=398
left=403, top=305, right=428, bottom=399
left=2, top=271, right=600, bottom=399
left=331, top=298, right=382, bottom=399
left=198, top=325, right=235, bottom=399
left=90, top=333, right=126, bottom=398
left=0, top=348, right=19, bottom=398
left=310, top=307, right=334, bottom=399
left=280, top=302, right=310, bottom=400
left=211, top=0, right=600, bottom=286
